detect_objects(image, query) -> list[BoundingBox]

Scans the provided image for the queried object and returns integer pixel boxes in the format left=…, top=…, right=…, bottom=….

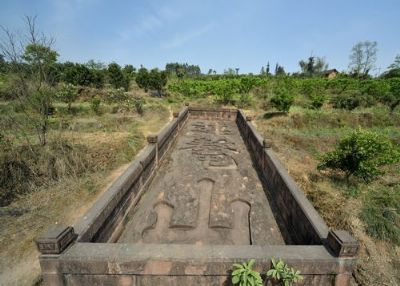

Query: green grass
left=361, top=186, right=400, bottom=245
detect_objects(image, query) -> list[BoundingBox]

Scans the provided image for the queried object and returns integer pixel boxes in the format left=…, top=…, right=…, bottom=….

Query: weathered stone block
left=146, top=135, right=158, bottom=144
left=36, top=225, right=76, bottom=254
left=327, top=230, right=359, bottom=257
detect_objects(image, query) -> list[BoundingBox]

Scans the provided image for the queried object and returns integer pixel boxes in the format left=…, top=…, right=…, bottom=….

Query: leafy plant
left=309, top=91, right=325, bottom=109
left=381, top=78, right=400, bottom=112
left=90, top=97, right=101, bottom=114
left=318, top=129, right=400, bottom=183
left=56, top=83, right=78, bottom=111
left=214, top=80, right=238, bottom=104
left=266, top=258, right=303, bottom=286
left=270, top=88, right=294, bottom=112
left=231, top=259, right=263, bottom=286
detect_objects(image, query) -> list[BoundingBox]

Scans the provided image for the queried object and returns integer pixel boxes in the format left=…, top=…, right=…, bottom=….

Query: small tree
left=135, top=67, right=150, bottom=91
left=148, top=69, right=167, bottom=97
left=270, top=88, right=294, bottom=112
left=108, top=62, right=129, bottom=90
left=349, top=41, right=378, bottom=77
left=1, top=16, right=58, bottom=146
left=299, top=56, right=329, bottom=77
left=381, top=78, right=400, bottom=112
left=318, top=129, right=399, bottom=183
left=56, top=83, right=78, bottom=111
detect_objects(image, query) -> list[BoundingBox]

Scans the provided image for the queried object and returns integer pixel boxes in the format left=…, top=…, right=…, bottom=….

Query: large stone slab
left=118, top=119, right=285, bottom=245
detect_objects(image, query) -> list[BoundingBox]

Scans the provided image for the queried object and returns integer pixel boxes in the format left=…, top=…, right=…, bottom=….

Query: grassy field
left=252, top=106, right=400, bottom=285
left=0, top=97, right=171, bottom=285
left=0, top=83, right=399, bottom=285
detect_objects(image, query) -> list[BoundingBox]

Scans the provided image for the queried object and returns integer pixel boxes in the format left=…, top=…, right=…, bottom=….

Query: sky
left=1, top=0, right=399, bottom=74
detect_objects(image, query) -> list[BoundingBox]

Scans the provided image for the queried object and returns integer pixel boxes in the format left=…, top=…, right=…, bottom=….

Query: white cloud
left=162, top=23, right=213, bottom=49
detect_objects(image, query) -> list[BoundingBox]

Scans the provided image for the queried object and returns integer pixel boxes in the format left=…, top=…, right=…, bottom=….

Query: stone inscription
left=181, top=121, right=238, bottom=169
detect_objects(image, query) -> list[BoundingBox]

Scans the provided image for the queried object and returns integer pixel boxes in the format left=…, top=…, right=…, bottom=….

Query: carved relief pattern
left=118, top=119, right=285, bottom=246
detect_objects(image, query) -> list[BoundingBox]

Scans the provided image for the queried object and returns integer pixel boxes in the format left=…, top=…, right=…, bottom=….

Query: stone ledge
left=58, top=243, right=354, bottom=275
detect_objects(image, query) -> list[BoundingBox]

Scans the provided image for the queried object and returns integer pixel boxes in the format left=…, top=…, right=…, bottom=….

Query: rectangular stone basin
left=37, top=107, right=358, bottom=286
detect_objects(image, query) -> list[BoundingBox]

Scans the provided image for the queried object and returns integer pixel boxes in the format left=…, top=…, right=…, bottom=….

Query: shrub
left=318, top=129, right=400, bottom=183
left=55, top=83, right=78, bottom=111
left=131, top=97, right=144, bottom=115
left=381, top=78, right=400, bottom=112
left=231, top=259, right=263, bottom=286
left=270, top=88, right=294, bottom=112
left=359, top=80, right=390, bottom=99
left=214, top=80, right=237, bottom=104
left=360, top=186, right=400, bottom=245
left=238, top=93, right=252, bottom=108
left=331, top=93, right=361, bottom=110
left=90, top=97, right=101, bottom=114
left=107, top=88, right=127, bottom=103
left=266, top=258, right=303, bottom=286
left=309, top=91, right=325, bottom=109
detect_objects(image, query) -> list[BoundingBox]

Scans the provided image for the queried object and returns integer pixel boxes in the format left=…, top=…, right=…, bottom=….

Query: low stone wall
left=36, top=106, right=358, bottom=286
left=73, top=106, right=189, bottom=244
left=188, top=106, right=237, bottom=121
left=236, top=110, right=329, bottom=245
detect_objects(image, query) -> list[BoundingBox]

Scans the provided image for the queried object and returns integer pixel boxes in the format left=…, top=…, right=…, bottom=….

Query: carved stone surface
left=118, top=119, right=285, bottom=245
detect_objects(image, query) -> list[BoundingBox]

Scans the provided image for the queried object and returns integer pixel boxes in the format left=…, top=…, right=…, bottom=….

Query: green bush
left=237, top=93, right=252, bottom=108
left=214, top=80, right=238, bottom=104
left=361, top=186, right=400, bottom=245
left=381, top=78, right=400, bottom=112
left=55, top=83, right=78, bottom=111
left=309, top=91, right=325, bottom=109
left=270, top=88, right=294, bottom=112
left=107, top=88, right=127, bottom=103
left=90, top=97, right=101, bottom=114
left=331, top=93, right=361, bottom=110
left=318, top=129, right=400, bottom=183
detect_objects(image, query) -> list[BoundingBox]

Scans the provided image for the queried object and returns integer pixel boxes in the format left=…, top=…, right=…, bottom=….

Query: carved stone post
left=36, top=225, right=77, bottom=286
left=147, top=135, right=158, bottom=164
left=326, top=230, right=359, bottom=286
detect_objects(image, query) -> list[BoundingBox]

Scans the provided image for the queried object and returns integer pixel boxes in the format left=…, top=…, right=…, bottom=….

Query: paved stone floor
left=118, top=119, right=285, bottom=245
